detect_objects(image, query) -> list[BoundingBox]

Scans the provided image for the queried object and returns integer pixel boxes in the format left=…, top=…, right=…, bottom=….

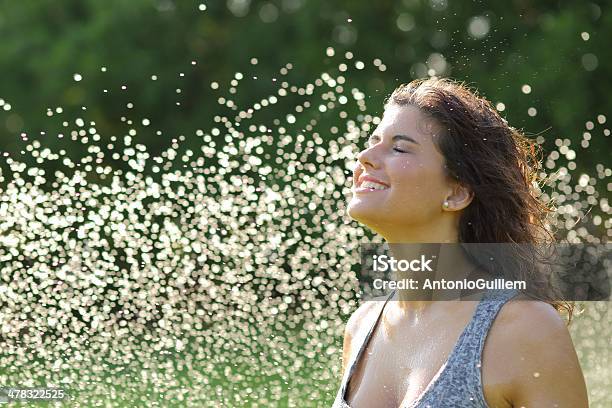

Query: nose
left=356, top=144, right=380, bottom=170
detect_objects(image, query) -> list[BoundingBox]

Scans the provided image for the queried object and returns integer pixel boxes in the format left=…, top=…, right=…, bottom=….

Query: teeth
left=361, top=180, right=388, bottom=190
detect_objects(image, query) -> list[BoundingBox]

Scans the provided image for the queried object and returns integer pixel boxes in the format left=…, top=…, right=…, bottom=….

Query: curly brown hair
left=386, top=77, right=574, bottom=323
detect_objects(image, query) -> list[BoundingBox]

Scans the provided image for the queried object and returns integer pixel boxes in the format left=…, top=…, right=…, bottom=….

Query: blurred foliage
left=0, top=0, right=610, bottom=172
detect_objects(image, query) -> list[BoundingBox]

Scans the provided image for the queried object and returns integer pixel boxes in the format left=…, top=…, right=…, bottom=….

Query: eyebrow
left=368, top=134, right=420, bottom=145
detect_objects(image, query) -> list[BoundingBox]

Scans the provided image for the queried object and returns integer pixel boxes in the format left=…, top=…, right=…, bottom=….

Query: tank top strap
left=459, top=287, right=520, bottom=361
left=423, top=288, right=520, bottom=406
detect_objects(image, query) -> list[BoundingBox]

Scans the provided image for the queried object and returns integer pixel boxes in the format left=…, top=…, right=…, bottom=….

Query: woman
left=332, top=78, right=588, bottom=407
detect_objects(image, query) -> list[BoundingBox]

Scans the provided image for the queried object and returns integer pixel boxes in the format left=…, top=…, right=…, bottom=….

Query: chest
left=345, top=321, right=458, bottom=407
left=344, top=307, right=512, bottom=408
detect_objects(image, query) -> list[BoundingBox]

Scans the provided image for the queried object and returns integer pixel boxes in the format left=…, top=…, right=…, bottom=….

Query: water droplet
left=397, top=13, right=415, bottom=32
left=582, top=53, right=598, bottom=71
left=521, top=84, right=532, bottom=94
left=467, top=16, right=490, bottom=39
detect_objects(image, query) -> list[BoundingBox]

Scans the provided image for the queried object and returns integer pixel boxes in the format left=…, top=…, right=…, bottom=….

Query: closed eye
left=394, top=147, right=408, bottom=153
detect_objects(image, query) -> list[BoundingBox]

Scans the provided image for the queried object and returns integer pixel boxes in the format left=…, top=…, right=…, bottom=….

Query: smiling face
left=347, top=104, right=465, bottom=243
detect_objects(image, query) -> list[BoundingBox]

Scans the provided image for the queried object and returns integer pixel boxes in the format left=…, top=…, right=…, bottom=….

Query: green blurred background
left=0, top=1, right=610, bottom=407
left=1, top=0, right=610, bottom=168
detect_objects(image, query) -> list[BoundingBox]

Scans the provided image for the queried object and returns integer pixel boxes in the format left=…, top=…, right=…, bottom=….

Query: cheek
left=389, top=157, right=448, bottom=195
left=385, top=158, right=450, bottom=219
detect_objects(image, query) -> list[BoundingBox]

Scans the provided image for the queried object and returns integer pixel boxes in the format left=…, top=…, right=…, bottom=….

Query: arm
left=503, top=301, right=589, bottom=407
left=341, top=301, right=375, bottom=377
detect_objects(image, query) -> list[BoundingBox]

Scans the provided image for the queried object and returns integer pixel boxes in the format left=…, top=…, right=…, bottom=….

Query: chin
left=347, top=200, right=381, bottom=226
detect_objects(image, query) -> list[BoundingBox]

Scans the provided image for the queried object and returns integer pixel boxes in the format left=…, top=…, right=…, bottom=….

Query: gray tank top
left=332, top=287, right=519, bottom=408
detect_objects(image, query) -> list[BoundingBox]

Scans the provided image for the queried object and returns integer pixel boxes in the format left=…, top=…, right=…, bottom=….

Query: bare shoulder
left=341, top=294, right=389, bottom=375
left=484, top=294, right=589, bottom=407
left=344, top=298, right=380, bottom=337
left=494, top=293, right=569, bottom=336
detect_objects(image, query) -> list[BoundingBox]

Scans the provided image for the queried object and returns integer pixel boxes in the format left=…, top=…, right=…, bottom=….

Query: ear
left=444, top=182, right=473, bottom=212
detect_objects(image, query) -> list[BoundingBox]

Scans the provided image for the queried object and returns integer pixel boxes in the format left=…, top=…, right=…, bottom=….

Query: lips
left=356, top=174, right=390, bottom=189
left=351, top=171, right=391, bottom=194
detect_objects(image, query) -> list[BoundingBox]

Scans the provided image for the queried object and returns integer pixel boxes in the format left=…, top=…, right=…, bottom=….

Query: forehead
left=376, top=104, right=444, bottom=142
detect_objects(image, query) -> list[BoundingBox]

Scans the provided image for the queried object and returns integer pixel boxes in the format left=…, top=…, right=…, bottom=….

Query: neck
left=376, top=213, right=460, bottom=244
left=386, top=243, right=483, bottom=314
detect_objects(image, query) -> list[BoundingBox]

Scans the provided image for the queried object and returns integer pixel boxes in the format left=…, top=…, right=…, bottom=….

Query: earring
left=442, top=200, right=450, bottom=210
